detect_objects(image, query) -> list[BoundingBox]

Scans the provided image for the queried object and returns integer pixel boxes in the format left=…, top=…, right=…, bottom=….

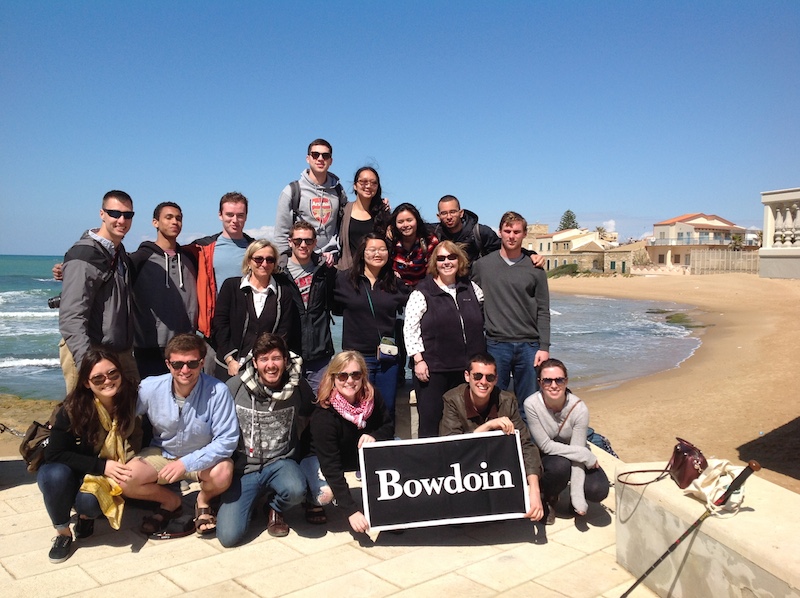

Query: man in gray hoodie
left=58, top=190, right=138, bottom=392
left=274, top=138, right=348, bottom=267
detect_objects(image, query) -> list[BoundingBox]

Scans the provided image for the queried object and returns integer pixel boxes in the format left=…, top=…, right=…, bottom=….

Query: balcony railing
left=649, top=238, right=732, bottom=246
left=761, top=188, right=800, bottom=249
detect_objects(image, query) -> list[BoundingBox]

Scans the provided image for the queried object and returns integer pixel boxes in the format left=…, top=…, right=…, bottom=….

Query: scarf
left=79, top=399, right=128, bottom=530
left=239, top=351, right=304, bottom=402
left=330, top=390, right=374, bottom=429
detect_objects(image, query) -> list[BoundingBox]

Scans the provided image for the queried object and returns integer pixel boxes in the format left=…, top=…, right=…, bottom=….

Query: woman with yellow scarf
left=38, top=348, right=140, bottom=563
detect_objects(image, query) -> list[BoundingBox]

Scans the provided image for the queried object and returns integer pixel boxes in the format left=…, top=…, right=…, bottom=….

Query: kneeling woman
left=38, top=348, right=140, bottom=563
left=301, top=351, right=393, bottom=533
left=523, top=358, right=609, bottom=524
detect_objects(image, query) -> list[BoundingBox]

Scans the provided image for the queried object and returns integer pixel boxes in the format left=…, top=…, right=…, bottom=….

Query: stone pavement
left=0, top=390, right=656, bottom=598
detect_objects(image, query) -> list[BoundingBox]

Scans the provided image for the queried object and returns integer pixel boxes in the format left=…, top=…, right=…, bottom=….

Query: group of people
left=40, top=137, right=608, bottom=564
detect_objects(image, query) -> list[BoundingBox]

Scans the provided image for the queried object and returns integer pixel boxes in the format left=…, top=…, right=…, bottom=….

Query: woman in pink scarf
left=300, top=351, right=393, bottom=532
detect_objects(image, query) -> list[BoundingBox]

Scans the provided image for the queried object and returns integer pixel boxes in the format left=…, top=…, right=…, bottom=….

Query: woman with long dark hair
left=38, top=348, right=140, bottom=563
left=388, top=202, right=438, bottom=287
left=337, top=166, right=391, bottom=270
left=333, top=233, right=409, bottom=419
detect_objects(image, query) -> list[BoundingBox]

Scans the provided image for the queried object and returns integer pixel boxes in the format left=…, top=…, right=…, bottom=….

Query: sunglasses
left=290, top=238, right=315, bottom=247
left=252, top=256, right=276, bottom=265
left=471, top=372, right=497, bottom=383
left=88, top=369, right=121, bottom=386
left=309, top=151, right=332, bottom=160
left=104, top=208, right=135, bottom=219
left=540, top=377, right=567, bottom=386
left=333, top=371, right=363, bottom=382
left=168, top=359, right=202, bottom=370
left=436, top=254, right=458, bottom=262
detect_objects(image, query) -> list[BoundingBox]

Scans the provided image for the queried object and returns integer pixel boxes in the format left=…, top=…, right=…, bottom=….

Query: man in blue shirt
left=122, top=333, right=239, bottom=538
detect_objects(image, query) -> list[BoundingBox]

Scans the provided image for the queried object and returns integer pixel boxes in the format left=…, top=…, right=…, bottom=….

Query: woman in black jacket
left=38, top=348, right=140, bottom=563
left=212, top=239, right=299, bottom=381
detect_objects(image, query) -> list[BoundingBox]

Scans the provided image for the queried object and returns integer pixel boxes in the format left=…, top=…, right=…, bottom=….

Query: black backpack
left=288, top=179, right=348, bottom=226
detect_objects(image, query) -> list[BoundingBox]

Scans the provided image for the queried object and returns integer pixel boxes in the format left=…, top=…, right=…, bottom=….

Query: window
left=658, top=254, right=665, bottom=264
left=547, top=242, right=551, bottom=251
left=659, top=231, right=666, bottom=239
left=673, top=254, right=681, bottom=264
left=539, top=242, right=543, bottom=251
left=610, top=261, right=616, bottom=270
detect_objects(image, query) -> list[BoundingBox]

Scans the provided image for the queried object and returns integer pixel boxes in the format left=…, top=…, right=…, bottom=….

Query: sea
left=0, top=254, right=700, bottom=401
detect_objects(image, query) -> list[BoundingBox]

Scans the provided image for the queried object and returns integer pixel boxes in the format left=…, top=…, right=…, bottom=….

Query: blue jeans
left=37, top=463, right=103, bottom=529
left=303, top=356, right=332, bottom=396
left=216, top=459, right=306, bottom=547
left=299, top=455, right=332, bottom=506
left=362, top=354, right=398, bottom=420
left=487, top=340, right=540, bottom=422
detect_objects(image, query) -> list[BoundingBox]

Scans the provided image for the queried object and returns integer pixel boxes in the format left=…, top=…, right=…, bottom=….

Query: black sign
left=360, top=431, right=530, bottom=531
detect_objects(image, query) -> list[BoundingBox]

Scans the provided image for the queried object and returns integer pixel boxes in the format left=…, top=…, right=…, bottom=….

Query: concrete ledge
left=615, top=462, right=800, bottom=597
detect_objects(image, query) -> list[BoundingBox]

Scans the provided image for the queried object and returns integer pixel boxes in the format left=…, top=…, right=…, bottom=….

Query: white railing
left=761, top=188, right=800, bottom=249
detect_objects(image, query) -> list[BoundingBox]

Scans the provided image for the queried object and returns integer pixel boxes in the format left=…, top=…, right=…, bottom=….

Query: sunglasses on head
left=471, top=372, right=497, bottom=383
left=309, top=151, right=332, bottom=160
left=290, top=238, right=315, bottom=247
left=104, top=208, right=135, bottom=219
left=168, top=360, right=202, bottom=370
left=436, top=254, right=458, bottom=262
left=88, top=369, right=121, bottom=386
left=333, top=371, right=363, bottom=382
left=252, top=256, right=276, bottom=265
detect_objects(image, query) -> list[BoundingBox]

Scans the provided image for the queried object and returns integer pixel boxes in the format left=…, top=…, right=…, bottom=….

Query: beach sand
left=2, top=273, right=798, bottom=493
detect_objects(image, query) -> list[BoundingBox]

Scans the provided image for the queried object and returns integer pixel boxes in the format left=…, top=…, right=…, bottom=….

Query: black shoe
left=48, top=534, right=73, bottom=563
left=75, top=517, right=94, bottom=539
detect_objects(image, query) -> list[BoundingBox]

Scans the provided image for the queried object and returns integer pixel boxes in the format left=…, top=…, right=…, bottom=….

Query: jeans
left=216, top=458, right=306, bottom=547
left=413, top=370, right=465, bottom=438
left=362, top=354, right=398, bottom=420
left=298, top=455, right=332, bottom=506
left=303, top=356, right=332, bottom=396
left=37, top=462, right=103, bottom=529
left=540, top=454, right=610, bottom=503
left=486, top=340, right=540, bottom=422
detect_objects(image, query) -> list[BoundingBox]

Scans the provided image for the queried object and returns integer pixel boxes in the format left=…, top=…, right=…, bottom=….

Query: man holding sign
left=440, top=352, right=544, bottom=521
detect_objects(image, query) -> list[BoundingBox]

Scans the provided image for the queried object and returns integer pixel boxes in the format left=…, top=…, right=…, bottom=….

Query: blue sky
left=2, top=1, right=798, bottom=256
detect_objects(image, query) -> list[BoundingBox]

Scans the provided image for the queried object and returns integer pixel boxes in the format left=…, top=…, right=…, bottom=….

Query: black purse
left=18, top=403, right=61, bottom=473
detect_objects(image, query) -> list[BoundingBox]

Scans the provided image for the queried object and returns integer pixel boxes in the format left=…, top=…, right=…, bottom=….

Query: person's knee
left=215, top=513, right=246, bottom=548
left=75, top=491, right=102, bottom=518
left=206, top=459, right=234, bottom=490
left=38, top=463, right=73, bottom=491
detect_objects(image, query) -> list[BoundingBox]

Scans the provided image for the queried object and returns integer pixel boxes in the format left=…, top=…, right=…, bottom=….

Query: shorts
left=136, top=446, right=200, bottom=484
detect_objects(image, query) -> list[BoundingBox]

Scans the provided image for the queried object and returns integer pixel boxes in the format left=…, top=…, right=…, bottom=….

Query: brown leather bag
left=617, top=437, right=708, bottom=490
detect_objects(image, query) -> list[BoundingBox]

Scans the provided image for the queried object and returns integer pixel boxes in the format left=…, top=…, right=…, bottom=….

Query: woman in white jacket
left=524, top=358, right=609, bottom=524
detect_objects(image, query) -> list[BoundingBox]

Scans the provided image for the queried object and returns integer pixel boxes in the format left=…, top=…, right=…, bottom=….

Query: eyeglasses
left=309, top=151, right=332, bottom=160
left=252, top=256, right=277, bottom=265
left=436, top=254, right=458, bottom=262
left=333, top=371, right=363, bottom=382
left=290, top=238, right=315, bottom=247
left=438, top=209, right=460, bottom=217
left=471, top=372, right=497, bottom=383
left=540, top=377, right=567, bottom=387
left=88, top=369, right=121, bottom=386
left=364, top=248, right=388, bottom=255
left=357, top=179, right=378, bottom=187
left=104, top=209, right=135, bottom=219
left=168, top=360, right=202, bottom=370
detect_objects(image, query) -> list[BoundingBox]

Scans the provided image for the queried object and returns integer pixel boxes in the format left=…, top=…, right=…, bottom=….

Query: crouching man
left=216, top=333, right=315, bottom=547
left=122, top=333, right=238, bottom=538
left=439, top=352, right=544, bottom=522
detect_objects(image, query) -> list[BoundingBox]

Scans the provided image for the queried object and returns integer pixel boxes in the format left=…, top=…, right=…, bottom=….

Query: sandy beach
left=2, top=272, right=799, bottom=494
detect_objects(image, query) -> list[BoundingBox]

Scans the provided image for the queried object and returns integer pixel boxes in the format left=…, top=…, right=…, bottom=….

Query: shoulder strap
left=289, top=180, right=301, bottom=223
left=556, top=398, right=581, bottom=437
left=474, top=222, right=484, bottom=255
left=616, top=466, right=669, bottom=487
left=335, top=182, right=347, bottom=224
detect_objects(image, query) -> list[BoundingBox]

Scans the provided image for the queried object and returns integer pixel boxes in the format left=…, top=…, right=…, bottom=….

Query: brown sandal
left=194, top=505, right=217, bottom=536
left=304, top=502, right=327, bottom=525
left=141, top=505, right=184, bottom=535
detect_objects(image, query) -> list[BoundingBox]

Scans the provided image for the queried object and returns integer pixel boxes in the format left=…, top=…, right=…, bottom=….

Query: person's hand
left=227, top=359, right=241, bottom=377
left=533, top=350, right=549, bottom=368
left=348, top=510, right=370, bottom=533
left=525, top=488, right=544, bottom=521
left=357, top=434, right=377, bottom=448
left=158, top=459, right=187, bottom=484
left=322, top=251, right=335, bottom=267
left=52, top=262, right=64, bottom=281
left=413, top=359, right=429, bottom=383
left=104, top=460, right=132, bottom=484
left=476, top=416, right=515, bottom=434
left=530, top=253, right=546, bottom=269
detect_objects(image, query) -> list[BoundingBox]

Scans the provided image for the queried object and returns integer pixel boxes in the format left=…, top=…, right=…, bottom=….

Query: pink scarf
left=330, top=390, right=374, bottom=429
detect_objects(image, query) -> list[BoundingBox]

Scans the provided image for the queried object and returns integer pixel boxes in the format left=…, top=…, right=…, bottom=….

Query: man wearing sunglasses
left=217, top=333, right=316, bottom=546
left=58, top=190, right=139, bottom=393
left=439, top=352, right=544, bottom=522
left=125, top=333, right=238, bottom=539
left=274, top=138, right=348, bottom=267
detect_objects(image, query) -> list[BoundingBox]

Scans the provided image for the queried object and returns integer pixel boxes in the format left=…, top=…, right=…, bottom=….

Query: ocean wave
left=0, top=357, right=60, bottom=369
left=0, top=311, right=58, bottom=319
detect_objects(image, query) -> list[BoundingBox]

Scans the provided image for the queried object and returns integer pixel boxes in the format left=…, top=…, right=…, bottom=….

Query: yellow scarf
left=79, top=399, right=127, bottom=530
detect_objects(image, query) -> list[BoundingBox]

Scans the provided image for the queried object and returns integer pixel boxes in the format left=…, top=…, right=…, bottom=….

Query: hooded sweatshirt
left=274, top=170, right=347, bottom=257
left=129, top=241, right=199, bottom=349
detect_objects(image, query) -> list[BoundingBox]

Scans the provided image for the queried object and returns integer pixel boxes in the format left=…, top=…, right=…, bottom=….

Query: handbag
left=684, top=458, right=745, bottom=517
left=617, top=437, right=708, bottom=490
left=19, top=403, right=62, bottom=473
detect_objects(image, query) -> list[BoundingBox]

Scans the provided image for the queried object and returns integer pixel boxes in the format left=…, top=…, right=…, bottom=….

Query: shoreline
left=3, top=273, right=799, bottom=494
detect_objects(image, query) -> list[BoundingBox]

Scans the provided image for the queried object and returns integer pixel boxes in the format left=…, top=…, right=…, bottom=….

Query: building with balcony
left=759, top=187, right=800, bottom=279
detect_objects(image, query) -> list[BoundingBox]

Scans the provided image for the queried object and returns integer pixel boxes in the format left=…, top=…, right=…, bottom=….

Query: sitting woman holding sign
left=524, top=358, right=609, bottom=524
left=301, top=350, right=393, bottom=532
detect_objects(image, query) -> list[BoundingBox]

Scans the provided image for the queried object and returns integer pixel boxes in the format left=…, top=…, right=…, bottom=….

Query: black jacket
left=432, top=209, right=501, bottom=264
